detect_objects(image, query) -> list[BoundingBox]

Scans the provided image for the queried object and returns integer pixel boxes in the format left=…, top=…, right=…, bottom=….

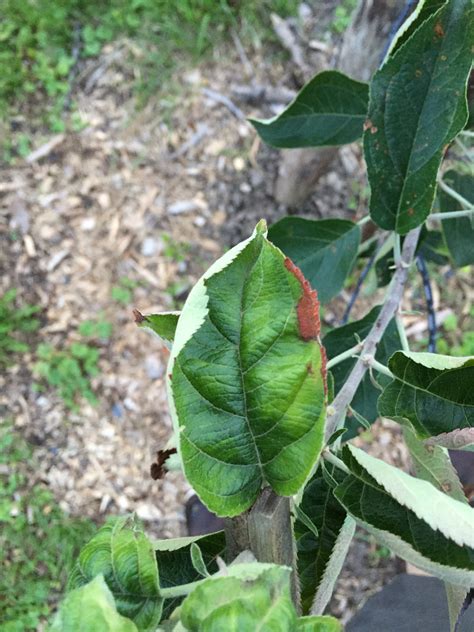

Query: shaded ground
left=1, top=3, right=472, bottom=625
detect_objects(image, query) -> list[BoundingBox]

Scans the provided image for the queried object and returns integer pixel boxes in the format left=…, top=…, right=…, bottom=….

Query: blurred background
left=1, top=1, right=473, bottom=629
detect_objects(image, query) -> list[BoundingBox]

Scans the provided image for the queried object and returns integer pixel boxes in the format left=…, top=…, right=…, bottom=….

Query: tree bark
left=275, top=0, right=409, bottom=207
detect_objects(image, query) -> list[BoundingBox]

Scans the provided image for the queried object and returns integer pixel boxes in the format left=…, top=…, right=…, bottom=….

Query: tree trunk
left=275, top=0, right=409, bottom=207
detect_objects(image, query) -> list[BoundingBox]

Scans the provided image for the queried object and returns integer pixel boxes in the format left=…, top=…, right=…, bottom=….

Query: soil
left=1, top=2, right=470, bottom=623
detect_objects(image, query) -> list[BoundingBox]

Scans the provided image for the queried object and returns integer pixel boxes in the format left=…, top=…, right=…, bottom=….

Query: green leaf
left=135, top=311, right=180, bottom=346
left=425, top=428, right=474, bottom=452
left=250, top=70, right=368, bottom=148
left=387, top=0, right=447, bottom=57
left=68, top=516, right=163, bottom=631
left=268, top=217, right=360, bottom=304
left=440, top=171, right=474, bottom=267
left=403, top=428, right=467, bottom=503
left=365, top=0, right=473, bottom=234
left=295, top=467, right=355, bottom=615
left=50, top=575, right=138, bottom=632
left=190, top=543, right=210, bottom=577
left=296, top=615, right=343, bottom=631
left=154, top=532, right=226, bottom=622
left=378, top=351, right=474, bottom=438
left=179, top=563, right=298, bottom=630
left=323, top=306, right=401, bottom=438
left=335, top=445, right=474, bottom=586
left=168, top=223, right=327, bottom=516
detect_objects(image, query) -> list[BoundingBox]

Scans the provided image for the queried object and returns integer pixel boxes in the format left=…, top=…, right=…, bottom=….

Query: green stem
left=460, top=130, right=474, bottom=138
left=322, top=449, right=350, bottom=475
left=368, top=357, right=394, bottom=378
left=357, top=215, right=372, bottom=226
left=396, top=314, right=410, bottom=352
left=160, top=579, right=206, bottom=599
left=357, top=233, right=379, bottom=255
left=437, top=179, right=474, bottom=210
left=326, top=342, right=363, bottom=370
left=430, top=208, right=474, bottom=220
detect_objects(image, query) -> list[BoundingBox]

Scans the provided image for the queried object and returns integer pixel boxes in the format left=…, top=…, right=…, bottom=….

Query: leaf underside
left=365, top=0, right=473, bottom=234
left=335, top=445, right=474, bottom=586
left=250, top=70, right=369, bottom=148
left=295, top=466, right=355, bottom=615
left=170, top=228, right=326, bottom=516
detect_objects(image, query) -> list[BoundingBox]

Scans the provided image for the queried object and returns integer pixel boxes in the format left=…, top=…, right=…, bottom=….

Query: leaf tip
left=255, top=219, right=268, bottom=236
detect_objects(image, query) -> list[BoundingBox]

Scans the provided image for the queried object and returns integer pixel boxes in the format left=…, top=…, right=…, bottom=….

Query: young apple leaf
left=268, top=217, right=360, bottom=304
left=179, top=563, right=297, bottom=630
left=425, top=428, right=474, bottom=452
left=154, top=531, right=225, bottom=621
left=365, top=0, right=473, bottom=234
left=190, top=543, right=210, bottom=578
left=323, top=306, right=401, bottom=438
left=135, top=310, right=180, bottom=346
left=168, top=222, right=327, bottom=517
left=335, top=445, right=474, bottom=586
left=50, top=575, right=138, bottom=632
left=295, top=466, right=355, bottom=614
left=249, top=70, right=368, bottom=148
left=378, top=351, right=474, bottom=438
left=68, top=515, right=163, bottom=631
left=439, top=171, right=474, bottom=267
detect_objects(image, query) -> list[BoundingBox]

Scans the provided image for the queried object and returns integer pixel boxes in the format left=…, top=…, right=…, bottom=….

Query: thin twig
left=430, top=209, right=474, bottom=220
left=201, top=88, right=247, bottom=121
left=322, top=449, right=350, bottom=474
left=325, top=227, right=421, bottom=440
left=437, top=179, right=474, bottom=210
left=326, top=342, right=364, bottom=370
left=231, top=83, right=296, bottom=106
left=230, top=29, right=253, bottom=78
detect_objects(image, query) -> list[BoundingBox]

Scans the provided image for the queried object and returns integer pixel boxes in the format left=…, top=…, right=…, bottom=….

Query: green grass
left=0, top=289, right=40, bottom=366
left=1, top=0, right=298, bottom=142
left=33, top=339, right=102, bottom=411
left=0, top=421, right=96, bottom=631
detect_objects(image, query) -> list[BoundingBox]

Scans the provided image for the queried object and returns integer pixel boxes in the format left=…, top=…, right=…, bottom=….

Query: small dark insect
left=150, top=447, right=177, bottom=480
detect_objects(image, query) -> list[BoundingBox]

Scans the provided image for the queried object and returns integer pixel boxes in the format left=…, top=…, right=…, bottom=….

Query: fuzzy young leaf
left=295, top=466, right=355, bottom=614
left=68, top=516, right=163, bottom=631
left=323, top=306, right=401, bottom=438
left=378, top=352, right=474, bottom=438
left=179, top=563, right=297, bottom=630
left=51, top=575, right=138, bottom=632
left=250, top=71, right=368, bottom=148
left=168, top=223, right=327, bottom=516
left=268, top=218, right=360, bottom=304
left=439, top=171, right=474, bottom=267
left=365, top=0, right=473, bottom=234
left=335, top=445, right=474, bottom=586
